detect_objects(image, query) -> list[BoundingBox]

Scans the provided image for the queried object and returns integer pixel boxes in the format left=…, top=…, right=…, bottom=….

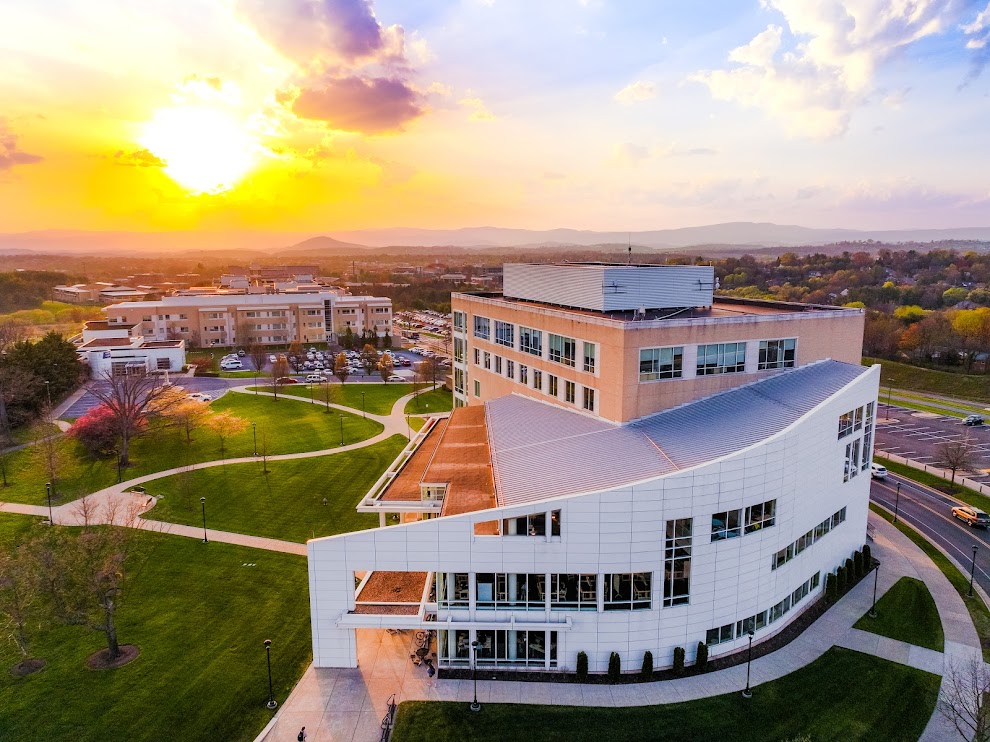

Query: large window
left=639, top=346, right=683, bottom=382
left=548, top=333, right=576, bottom=367
left=604, top=573, right=652, bottom=610
left=758, top=339, right=796, bottom=370
left=476, top=573, right=546, bottom=610
left=551, top=574, right=597, bottom=611
left=473, top=315, right=490, bottom=340
left=772, top=509, right=847, bottom=571
left=583, top=342, right=596, bottom=373
left=503, top=510, right=560, bottom=536
left=744, top=500, right=776, bottom=533
left=706, top=623, right=734, bottom=646
left=435, top=573, right=470, bottom=608
left=519, top=326, right=542, bottom=356
left=697, top=342, right=746, bottom=375
left=711, top=509, right=742, bottom=541
left=474, top=629, right=557, bottom=667
left=453, top=311, right=467, bottom=331
left=663, top=519, right=692, bottom=606
left=838, top=410, right=854, bottom=438
left=495, top=320, right=514, bottom=348
left=454, top=337, right=466, bottom=362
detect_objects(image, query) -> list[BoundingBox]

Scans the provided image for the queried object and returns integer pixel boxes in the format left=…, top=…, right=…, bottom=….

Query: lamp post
left=339, top=413, right=344, bottom=446
left=741, top=630, right=755, bottom=698
left=264, top=639, right=277, bottom=710
left=406, top=413, right=411, bottom=440
left=252, top=421, right=258, bottom=456
left=869, top=559, right=880, bottom=618
left=44, top=380, right=52, bottom=408
left=361, top=391, right=365, bottom=419
left=970, top=545, right=979, bottom=598
left=885, top=386, right=892, bottom=419
left=309, top=383, right=314, bottom=405
left=46, top=481, right=54, bottom=525
left=200, top=497, right=208, bottom=544
left=115, top=449, right=122, bottom=484
left=470, top=640, right=481, bottom=712
left=893, top=482, right=901, bottom=524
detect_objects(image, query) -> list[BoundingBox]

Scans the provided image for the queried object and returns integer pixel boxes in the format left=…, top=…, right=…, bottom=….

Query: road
left=870, top=472, right=990, bottom=596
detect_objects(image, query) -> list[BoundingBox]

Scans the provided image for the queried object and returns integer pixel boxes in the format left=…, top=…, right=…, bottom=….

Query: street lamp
left=252, top=421, right=258, bottom=456
left=115, top=449, right=122, bottom=484
left=741, top=630, right=755, bottom=699
left=361, top=391, right=366, bottom=419
left=264, top=639, right=277, bottom=710
left=893, top=482, right=901, bottom=524
left=45, top=481, right=54, bottom=525
left=885, top=386, right=892, bottom=419
left=869, top=559, right=880, bottom=618
left=200, top=497, right=208, bottom=544
left=470, top=640, right=481, bottom=712
left=44, top=380, right=52, bottom=408
left=406, top=413, right=411, bottom=440
left=970, top=545, right=979, bottom=598
left=339, top=413, right=344, bottom=446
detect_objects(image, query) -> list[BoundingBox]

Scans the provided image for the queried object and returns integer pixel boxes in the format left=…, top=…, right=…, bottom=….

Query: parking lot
left=875, top=402, right=990, bottom=481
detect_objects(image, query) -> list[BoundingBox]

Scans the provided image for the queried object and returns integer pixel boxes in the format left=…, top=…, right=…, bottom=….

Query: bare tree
left=318, top=379, right=338, bottom=413
left=206, top=410, right=249, bottom=456
left=0, top=321, right=26, bottom=355
left=73, top=495, right=99, bottom=528
left=248, top=342, right=268, bottom=379
left=32, top=411, right=66, bottom=494
left=86, top=371, right=171, bottom=466
left=333, top=352, right=350, bottom=385
left=268, top=355, right=290, bottom=401
left=379, top=354, right=394, bottom=383
left=0, top=546, right=37, bottom=658
left=258, top=427, right=273, bottom=474
left=937, top=434, right=977, bottom=485
left=415, top=357, right=442, bottom=390
left=938, top=655, right=990, bottom=742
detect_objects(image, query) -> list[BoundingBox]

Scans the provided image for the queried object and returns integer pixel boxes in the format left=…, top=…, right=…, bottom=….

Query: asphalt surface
left=876, top=402, right=990, bottom=483
left=870, top=472, right=990, bottom=595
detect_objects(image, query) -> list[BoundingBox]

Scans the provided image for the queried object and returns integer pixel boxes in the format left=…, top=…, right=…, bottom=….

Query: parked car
left=275, top=377, right=299, bottom=385
left=186, top=392, right=212, bottom=403
left=236, top=349, right=246, bottom=357
left=268, top=355, right=277, bottom=363
left=387, top=374, right=404, bottom=382
left=964, top=414, right=985, bottom=426
left=870, top=463, right=888, bottom=480
left=220, top=361, right=243, bottom=370
left=305, top=374, right=324, bottom=383
left=951, top=505, right=990, bottom=528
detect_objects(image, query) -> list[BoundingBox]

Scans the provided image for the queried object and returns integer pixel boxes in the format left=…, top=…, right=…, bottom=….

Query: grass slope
left=147, top=434, right=407, bottom=543
left=854, top=576, right=944, bottom=651
left=866, top=357, right=990, bottom=404
left=404, top=387, right=453, bottom=415
left=0, top=517, right=311, bottom=742
left=393, top=647, right=938, bottom=742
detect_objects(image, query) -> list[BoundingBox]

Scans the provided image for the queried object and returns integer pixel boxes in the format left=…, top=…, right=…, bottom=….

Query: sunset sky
left=1, top=0, right=989, bottom=233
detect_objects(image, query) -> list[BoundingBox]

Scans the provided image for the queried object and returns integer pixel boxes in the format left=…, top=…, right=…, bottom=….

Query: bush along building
left=307, top=263, right=877, bottom=675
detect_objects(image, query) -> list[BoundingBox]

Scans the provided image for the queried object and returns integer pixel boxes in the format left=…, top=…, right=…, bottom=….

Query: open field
left=247, top=383, right=415, bottom=416
left=854, top=576, right=944, bottom=651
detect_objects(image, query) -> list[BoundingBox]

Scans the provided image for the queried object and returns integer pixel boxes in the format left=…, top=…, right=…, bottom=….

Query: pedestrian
left=297, top=727, right=307, bottom=742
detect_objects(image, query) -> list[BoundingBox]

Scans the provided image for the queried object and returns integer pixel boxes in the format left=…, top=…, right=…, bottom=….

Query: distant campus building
left=75, top=320, right=185, bottom=377
left=307, top=263, right=877, bottom=675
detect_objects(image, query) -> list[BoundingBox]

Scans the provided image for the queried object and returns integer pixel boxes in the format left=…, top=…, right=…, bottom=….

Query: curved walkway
left=259, top=511, right=981, bottom=742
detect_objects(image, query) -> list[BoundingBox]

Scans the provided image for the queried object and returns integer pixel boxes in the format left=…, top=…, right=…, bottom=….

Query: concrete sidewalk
left=259, top=511, right=979, bottom=742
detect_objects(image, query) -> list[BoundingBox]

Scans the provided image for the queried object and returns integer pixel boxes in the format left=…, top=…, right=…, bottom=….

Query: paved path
left=259, top=511, right=981, bottom=742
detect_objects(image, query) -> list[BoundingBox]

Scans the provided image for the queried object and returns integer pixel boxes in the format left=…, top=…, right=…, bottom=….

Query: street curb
left=875, top=448, right=990, bottom=499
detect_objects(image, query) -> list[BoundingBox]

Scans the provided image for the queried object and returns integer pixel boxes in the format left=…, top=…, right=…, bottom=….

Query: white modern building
left=307, top=263, right=878, bottom=675
left=75, top=320, right=185, bottom=377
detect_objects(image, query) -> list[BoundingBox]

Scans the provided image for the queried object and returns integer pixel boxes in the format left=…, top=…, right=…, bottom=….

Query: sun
left=139, top=106, right=261, bottom=194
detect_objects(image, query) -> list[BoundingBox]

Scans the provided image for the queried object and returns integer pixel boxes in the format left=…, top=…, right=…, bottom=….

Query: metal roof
left=485, top=360, right=872, bottom=507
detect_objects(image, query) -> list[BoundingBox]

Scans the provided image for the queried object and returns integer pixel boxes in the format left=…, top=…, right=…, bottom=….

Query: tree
left=0, top=365, right=41, bottom=435
left=205, top=410, right=248, bottom=456
left=382, top=333, right=392, bottom=349
left=3, top=332, right=81, bottom=402
left=415, top=357, right=443, bottom=390
left=68, top=404, right=120, bottom=457
left=258, top=427, right=273, bottom=474
left=0, top=320, right=27, bottom=355
left=341, top=327, right=355, bottom=350
left=33, top=410, right=67, bottom=493
left=86, top=371, right=170, bottom=466
left=379, top=354, right=394, bottom=383
left=168, top=400, right=212, bottom=443
left=938, top=655, right=990, bottom=742
left=360, top=343, right=379, bottom=376
left=248, top=343, right=268, bottom=378
left=333, top=352, right=350, bottom=384
left=269, top=355, right=290, bottom=401
left=318, top=379, right=338, bottom=413
left=0, top=544, right=38, bottom=658
left=286, top=340, right=305, bottom=373
left=937, top=435, right=977, bottom=485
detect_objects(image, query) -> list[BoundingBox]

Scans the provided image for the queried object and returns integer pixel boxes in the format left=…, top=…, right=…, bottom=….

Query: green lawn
left=0, top=516, right=311, bottom=742
left=874, top=456, right=990, bottom=513
left=409, top=417, right=426, bottom=433
left=404, top=387, right=453, bottom=415
left=871, top=504, right=990, bottom=662
left=219, top=370, right=270, bottom=378
left=7, top=420, right=61, bottom=446
left=0, top=393, right=383, bottom=506
left=248, top=383, right=415, bottom=416
left=866, top=357, right=990, bottom=404
left=854, top=577, right=944, bottom=651
left=147, top=435, right=407, bottom=543
left=393, top=648, right=938, bottom=742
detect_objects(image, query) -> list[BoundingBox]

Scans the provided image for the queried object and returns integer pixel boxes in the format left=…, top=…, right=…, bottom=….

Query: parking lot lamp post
left=470, top=640, right=481, bottom=712
left=264, top=639, right=277, bottom=710
left=46, top=481, right=53, bottom=525
left=893, top=483, right=901, bottom=524
left=339, top=413, right=344, bottom=446
left=970, top=545, right=979, bottom=598
left=741, top=630, right=755, bottom=698
left=885, top=386, right=892, bottom=419
left=252, top=422, right=257, bottom=456
left=869, top=560, right=880, bottom=618
left=200, top=497, right=208, bottom=544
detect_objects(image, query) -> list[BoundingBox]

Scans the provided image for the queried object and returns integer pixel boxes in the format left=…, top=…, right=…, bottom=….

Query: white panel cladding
left=502, top=263, right=714, bottom=312
left=308, top=366, right=879, bottom=672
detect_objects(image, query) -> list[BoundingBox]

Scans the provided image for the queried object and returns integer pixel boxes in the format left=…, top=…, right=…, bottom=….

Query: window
left=639, top=347, right=684, bottom=382
left=506, top=359, right=514, bottom=379
left=474, top=348, right=480, bottom=365
left=473, top=315, right=490, bottom=340
left=178, top=314, right=188, bottom=320
left=744, top=500, right=776, bottom=533
left=548, top=333, right=576, bottom=367
left=604, top=573, right=652, bottom=610
left=453, top=311, right=467, bottom=331
left=862, top=430, right=872, bottom=471
left=711, top=509, right=741, bottom=541
left=436, top=573, right=470, bottom=608
left=495, top=356, right=502, bottom=374
left=438, top=628, right=471, bottom=665
left=502, top=510, right=560, bottom=536
left=156, top=358, right=171, bottom=370
left=533, top=369, right=542, bottom=391
left=454, top=337, right=466, bottom=362
left=736, top=610, right=768, bottom=637
left=476, top=573, right=546, bottom=610
left=838, top=410, right=854, bottom=439
left=495, top=321, right=514, bottom=348
left=706, top=624, right=734, bottom=646
left=551, top=574, right=597, bottom=610
left=772, top=510, right=846, bottom=571
left=663, top=519, right=692, bottom=606
left=483, top=352, right=491, bottom=370
left=519, top=327, right=542, bottom=356
left=582, top=387, right=595, bottom=412
left=519, top=365, right=528, bottom=385
left=844, top=440, right=861, bottom=482
left=583, top=342, right=596, bottom=373
left=474, top=380, right=481, bottom=397
left=565, top=380, right=575, bottom=403
left=853, top=407, right=863, bottom=431
left=697, top=342, right=746, bottom=375
left=454, top=368, right=466, bottom=394
left=758, top=339, right=796, bottom=370
left=547, top=374, right=558, bottom=396
left=474, top=629, right=556, bottom=667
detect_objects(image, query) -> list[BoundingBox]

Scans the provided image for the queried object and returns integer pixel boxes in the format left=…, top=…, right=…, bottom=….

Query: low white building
left=75, top=321, right=185, bottom=377
left=308, top=360, right=879, bottom=673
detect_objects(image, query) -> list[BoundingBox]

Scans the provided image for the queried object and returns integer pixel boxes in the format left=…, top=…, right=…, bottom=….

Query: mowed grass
left=0, top=393, right=383, bottom=506
left=0, top=516, right=311, bottom=742
left=247, top=383, right=415, bottom=416
left=874, top=456, right=990, bottom=513
left=854, top=576, right=944, bottom=651
left=404, top=387, right=453, bottom=415
left=147, top=435, right=407, bottom=543
left=393, top=648, right=938, bottom=742
left=865, top=356, right=990, bottom=404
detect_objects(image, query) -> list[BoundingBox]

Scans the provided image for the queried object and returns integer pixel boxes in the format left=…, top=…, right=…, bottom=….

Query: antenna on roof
left=627, top=233, right=632, bottom=265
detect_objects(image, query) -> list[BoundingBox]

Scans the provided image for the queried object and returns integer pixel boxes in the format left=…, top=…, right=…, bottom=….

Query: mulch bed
left=85, top=644, right=140, bottom=670
left=10, top=658, right=46, bottom=677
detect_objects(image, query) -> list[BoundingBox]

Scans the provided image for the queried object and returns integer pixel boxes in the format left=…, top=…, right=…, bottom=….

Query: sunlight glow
left=139, top=106, right=261, bottom=194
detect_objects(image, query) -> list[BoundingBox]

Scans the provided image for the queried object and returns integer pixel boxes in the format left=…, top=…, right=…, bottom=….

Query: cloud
left=614, top=80, right=656, bottom=104
left=112, top=149, right=166, bottom=167
left=0, top=120, right=42, bottom=171
left=961, top=1, right=990, bottom=82
left=293, top=76, right=423, bottom=133
left=426, top=82, right=452, bottom=97
left=459, top=97, right=496, bottom=121
left=692, top=1, right=962, bottom=139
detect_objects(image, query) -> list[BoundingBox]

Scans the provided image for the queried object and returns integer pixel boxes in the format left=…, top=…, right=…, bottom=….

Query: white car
left=187, top=392, right=213, bottom=403
left=870, top=463, right=888, bottom=480
left=387, top=374, right=404, bottom=382
left=268, top=355, right=277, bottom=363
left=305, top=374, right=324, bottom=383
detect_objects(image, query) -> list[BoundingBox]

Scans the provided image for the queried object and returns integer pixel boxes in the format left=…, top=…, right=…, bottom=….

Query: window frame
left=639, top=346, right=684, bottom=382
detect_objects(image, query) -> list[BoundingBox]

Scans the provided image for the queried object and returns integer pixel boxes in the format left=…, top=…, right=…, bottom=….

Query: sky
left=1, top=0, right=989, bottom=234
